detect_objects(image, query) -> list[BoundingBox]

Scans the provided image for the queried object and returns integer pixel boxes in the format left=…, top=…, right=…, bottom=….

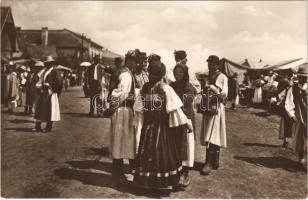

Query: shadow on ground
left=9, top=119, right=34, bottom=124
left=61, top=112, right=96, bottom=118
left=234, top=156, right=306, bottom=172
left=254, top=111, right=272, bottom=117
left=4, top=127, right=35, bottom=133
left=54, top=165, right=171, bottom=198
left=88, top=147, right=110, bottom=157
left=243, top=142, right=281, bottom=148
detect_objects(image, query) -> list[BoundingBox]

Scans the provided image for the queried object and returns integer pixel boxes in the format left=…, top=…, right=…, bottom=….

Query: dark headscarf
left=173, top=63, right=189, bottom=83
left=148, top=61, right=166, bottom=84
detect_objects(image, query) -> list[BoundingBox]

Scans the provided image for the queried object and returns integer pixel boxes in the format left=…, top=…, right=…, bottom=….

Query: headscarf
left=173, top=63, right=189, bottom=83
left=148, top=61, right=166, bottom=84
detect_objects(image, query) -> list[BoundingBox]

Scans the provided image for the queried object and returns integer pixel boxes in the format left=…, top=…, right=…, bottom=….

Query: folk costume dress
left=252, top=79, right=264, bottom=104
left=133, top=81, right=189, bottom=189
left=285, top=83, right=307, bottom=158
left=5, top=72, right=19, bottom=110
left=34, top=67, right=62, bottom=122
left=109, top=67, right=136, bottom=159
left=200, top=72, right=228, bottom=148
left=133, top=69, right=149, bottom=153
left=170, top=81, right=196, bottom=167
left=277, top=79, right=293, bottom=140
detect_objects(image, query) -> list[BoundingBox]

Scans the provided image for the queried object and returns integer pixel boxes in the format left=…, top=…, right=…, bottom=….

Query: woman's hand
left=187, top=119, right=193, bottom=133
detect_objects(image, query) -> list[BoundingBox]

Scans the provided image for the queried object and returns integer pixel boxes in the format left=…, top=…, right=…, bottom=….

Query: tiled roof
left=18, top=29, right=82, bottom=48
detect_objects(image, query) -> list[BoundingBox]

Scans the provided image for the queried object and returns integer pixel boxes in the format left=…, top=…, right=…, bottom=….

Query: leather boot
left=112, top=159, right=126, bottom=184
left=24, top=106, right=28, bottom=115
left=29, top=106, right=33, bottom=114
left=212, top=149, right=220, bottom=170
left=201, top=148, right=213, bottom=175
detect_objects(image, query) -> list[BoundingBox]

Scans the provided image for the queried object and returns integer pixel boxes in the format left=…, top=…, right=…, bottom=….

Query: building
left=17, top=27, right=106, bottom=68
left=1, top=7, right=20, bottom=60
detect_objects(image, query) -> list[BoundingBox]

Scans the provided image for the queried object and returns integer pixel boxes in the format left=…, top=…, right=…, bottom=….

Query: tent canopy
left=221, top=58, right=250, bottom=83
left=101, top=49, right=124, bottom=68
left=262, top=58, right=303, bottom=71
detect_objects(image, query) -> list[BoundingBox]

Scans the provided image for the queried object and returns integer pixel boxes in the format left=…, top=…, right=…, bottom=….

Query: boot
left=32, top=121, right=42, bottom=132
left=112, top=159, right=126, bottom=184
left=178, top=166, right=191, bottom=187
left=24, top=106, right=28, bottom=115
left=129, top=159, right=136, bottom=174
left=212, top=149, right=220, bottom=170
left=29, top=106, right=33, bottom=115
left=43, top=121, right=53, bottom=133
left=201, top=148, right=213, bottom=175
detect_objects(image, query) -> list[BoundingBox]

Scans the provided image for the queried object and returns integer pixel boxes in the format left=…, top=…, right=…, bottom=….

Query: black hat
left=148, top=53, right=161, bottom=62
left=114, top=57, right=123, bottom=62
left=93, top=54, right=100, bottom=60
left=125, top=49, right=140, bottom=59
left=174, top=50, right=187, bottom=60
left=207, top=55, right=220, bottom=64
left=139, top=51, right=147, bottom=60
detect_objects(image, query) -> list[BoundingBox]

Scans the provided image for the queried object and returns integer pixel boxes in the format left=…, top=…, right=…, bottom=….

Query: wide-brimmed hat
left=296, top=63, right=308, bottom=77
left=114, top=57, right=123, bottom=63
left=207, top=55, right=220, bottom=65
left=34, top=61, right=45, bottom=67
left=93, top=54, right=101, bottom=60
left=44, top=55, right=56, bottom=63
left=125, top=49, right=140, bottom=59
left=174, top=50, right=187, bottom=60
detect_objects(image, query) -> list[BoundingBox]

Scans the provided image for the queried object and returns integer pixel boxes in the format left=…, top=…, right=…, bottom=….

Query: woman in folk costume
left=200, top=55, right=228, bottom=175
left=133, top=61, right=192, bottom=190
left=133, top=50, right=149, bottom=153
left=170, top=63, right=196, bottom=187
left=174, top=50, right=201, bottom=94
left=33, top=56, right=62, bottom=132
left=108, top=50, right=138, bottom=184
left=285, top=64, right=307, bottom=166
left=18, top=65, right=28, bottom=110
left=25, top=63, right=43, bottom=115
left=276, top=72, right=293, bottom=147
left=5, top=62, right=19, bottom=113
left=252, top=75, right=265, bottom=105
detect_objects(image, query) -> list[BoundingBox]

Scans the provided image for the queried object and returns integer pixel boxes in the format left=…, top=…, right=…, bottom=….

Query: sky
left=2, top=0, right=307, bottom=72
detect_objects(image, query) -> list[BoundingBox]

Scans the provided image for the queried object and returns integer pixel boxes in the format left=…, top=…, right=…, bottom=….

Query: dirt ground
left=1, top=86, right=307, bottom=198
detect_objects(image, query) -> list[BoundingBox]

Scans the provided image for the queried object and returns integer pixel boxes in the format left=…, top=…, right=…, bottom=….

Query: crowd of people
left=2, top=49, right=307, bottom=192
left=81, top=49, right=228, bottom=191
left=2, top=56, right=73, bottom=132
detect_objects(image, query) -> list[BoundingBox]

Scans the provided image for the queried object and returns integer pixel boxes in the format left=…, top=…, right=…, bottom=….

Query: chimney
left=16, top=26, right=21, bottom=32
left=41, top=27, right=48, bottom=46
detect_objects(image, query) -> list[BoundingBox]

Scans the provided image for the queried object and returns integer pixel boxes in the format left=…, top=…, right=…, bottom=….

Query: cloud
left=2, top=0, right=307, bottom=72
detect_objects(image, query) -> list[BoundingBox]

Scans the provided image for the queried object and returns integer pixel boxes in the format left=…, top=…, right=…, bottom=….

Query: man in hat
left=25, top=61, right=45, bottom=115
left=285, top=64, right=307, bottom=167
left=33, top=56, right=62, bottom=132
left=4, top=62, right=19, bottom=113
left=85, top=54, right=104, bottom=116
left=200, top=55, right=228, bottom=175
left=174, top=50, right=201, bottom=93
left=108, top=57, right=124, bottom=93
left=108, top=49, right=137, bottom=184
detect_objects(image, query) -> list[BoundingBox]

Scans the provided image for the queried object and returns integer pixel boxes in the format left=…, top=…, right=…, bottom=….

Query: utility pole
left=78, top=33, right=85, bottom=86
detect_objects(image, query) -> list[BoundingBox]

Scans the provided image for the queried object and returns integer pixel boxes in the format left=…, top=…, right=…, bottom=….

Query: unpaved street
left=1, top=87, right=307, bottom=198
